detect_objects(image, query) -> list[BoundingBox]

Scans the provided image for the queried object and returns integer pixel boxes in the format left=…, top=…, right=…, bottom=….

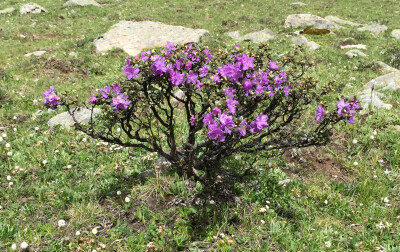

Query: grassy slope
left=0, top=0, right=399, bottom=251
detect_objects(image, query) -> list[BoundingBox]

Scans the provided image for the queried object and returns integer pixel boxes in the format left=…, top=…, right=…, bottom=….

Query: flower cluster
left=43, top=86, right=60, bottom=109
left=315, top=98, right=359, bottom=124
left=88, top=83, right=131, bottom=113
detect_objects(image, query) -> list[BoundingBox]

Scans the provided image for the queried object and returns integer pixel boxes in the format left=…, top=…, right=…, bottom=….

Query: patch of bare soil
left=32, top=33, right=59, bottom=40
left=42, top=58, right=87, bottom=78
left=284, top=131, right=351, bottom=182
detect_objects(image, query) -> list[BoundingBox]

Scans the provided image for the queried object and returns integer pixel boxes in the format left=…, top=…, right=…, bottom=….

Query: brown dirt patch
left=284, top=131, right=351, bottom=182
left=43, top=58, right=87, bottom=75
left=32, top=33, right=59, bottom=40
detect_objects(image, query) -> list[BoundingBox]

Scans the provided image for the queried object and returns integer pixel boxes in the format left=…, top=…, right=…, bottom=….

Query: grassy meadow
left=0, top=0, right=400, bottom=251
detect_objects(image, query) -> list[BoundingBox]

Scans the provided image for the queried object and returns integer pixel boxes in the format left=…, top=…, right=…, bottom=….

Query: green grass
left=1, top=0, right=400, bottom=251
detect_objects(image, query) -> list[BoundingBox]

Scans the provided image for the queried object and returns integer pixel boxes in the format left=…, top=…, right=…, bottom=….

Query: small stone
left=376, top=61, right=399, bottom=74
left=20, top=3, right=47, bottom=14
left=306, top=41, right=320, bottom=50
left=340, top=44, right=367, bottom=50
left=0, top=7, right=15, bottom=15
left=69, top=52, right=78, bottom=57
left=393, top=125, right=400, bottom=132
left=47, top=107, right=101, bottom=130
left=357, top=24, right=388, bottom=35
left=63, top=0, right=103, bottom=8
left=227, top=29, right=275, bottom=43
left=291, top=2, right=306, bottom=6
left=291, top=35, right=308, bottom=46
left=24, top=50, right=47, bottom=57
left=392, top=29, right=400, bottom=40
left=284, top=14, right=342, bottom=29
left=346, top=49, right=367, bottom=58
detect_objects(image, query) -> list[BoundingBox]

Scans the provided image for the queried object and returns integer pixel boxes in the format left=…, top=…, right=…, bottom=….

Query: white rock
left=63, top=0, right=103, bottom=8
left=0, top=7, right=15, bottom=15
left=291, top=35, right=308, bottom=46
left=357, top=24, right=388, bottom=35
left=24, top=50, right=47, bottom=57
left=69, top=52, right=78, bottom=57
left=284, top=14, right=342, bottom=29
left=391, top=29, right=400, bottom=40
left=345, top=49, right=367, bottom=58
left=291, top=2, right=306, bottom=6
left=306, top=41, right=320, bottom=50
left=227, top=29, right=275, bottom=43
left=340, top=44, right=367, bottom=50
left=376, top=61, right=398, bottom=74
left=325, top=16, right=361, bottom=26
left=20, top=3, right=47, bottom=14
left=47, top=107, right=101, bottom=130
left=94, top=21, right=209, bottom=56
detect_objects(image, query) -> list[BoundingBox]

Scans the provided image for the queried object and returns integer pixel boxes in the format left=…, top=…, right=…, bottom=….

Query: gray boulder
left=63, top=0, right=102, bottom=8
left=47, top=108, right=101, bottom=129
left=284, top=14, right=342, bottom=29
left=227, top=29, right=275, bottom=43
left=340, top=44, right=367, bottom=50
left=291, top=35, right=320, bottom=50
left=0, top=7, right=15, bottom=15
left=392, top=29, right=400, bottom=40
left=20, top=3, right=47, bottom=14
left=94, top=21, right=209, bottom=56
left=24, top=51, right=46, bottom=57
left=376, top=61, right=398, bottom=74
left=357, top=24, right=387, bottom=35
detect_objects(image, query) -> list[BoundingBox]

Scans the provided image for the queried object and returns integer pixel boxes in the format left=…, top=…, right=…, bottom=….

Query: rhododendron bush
left=44, top=42, right=359, bottom=181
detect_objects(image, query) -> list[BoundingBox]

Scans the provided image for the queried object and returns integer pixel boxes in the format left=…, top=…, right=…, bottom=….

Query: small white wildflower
left=373, top=129, right=377, bottom=135
left=370, top=135, right=375, bottom=140
left=58, top=219, right=66, bottom=227
left=7, top=151, right=12, bottom=157
left=209, top=200, right=215, bottom=205
left=260, top=219, right=265, bottom=224
left=0, top=136, right=3, bottom=142
left=92, top=250, right=97, bottom=252
left=2, top=133, right=6, bottom=138
left=82, top=138, right=87, bottom=142
left=34, top=127, right=39, bottom=131
left=13, top=116, right=17, bottom=120
left=378, top=159, right=384, bottom=163
left=359, top=203, right=363, bottom=206
left=350, top=77, right=356, bottom=81
left=100, top=244, right=106, bottom=249
left=325, top=241, right=331, bottom=248
left=11, top=243, right=17, bottom=250
left=20, top=241, right=28, bottom=249
left=67, top=165, right=72, bottom=169
left=384, top=169, right=391, bottom=175
left=54, top=150, right=59, bottom=154
left=13, top=128, right=17, bottom=132
left=125, top=197, right=130, bottom=203
left=259, top=207, right=267, bottom=213
left=7, top=175, right=11, bottom=181
left=33, top=99, right=39, bottom=105
left=92, top=227, right=98, bottom=235
left=75, top=230, right=81, bottom=236
left=380, top=51, right=385, bottom=55
left=5, top=143, right=11, bottom=148
left=117, top=190, right=121, bottom=195
left=116, top=128, right=121, bottom=133
left=42, top=160, right=47, bottom=165
left=266, top=200, right=270, bottom=205
left=0, top=205, right=2, bottom=209
left=353, top=161, right=358, bottom=166
left=29, top=134, right=34, bottom=137
left=376, top=222, right=385, bottom=229
left=324, top=200, right=328, bottom=205
left=383, top=197, right=389, bottom=203
left=352, top=139, right=358, bottom=144
left=9, top=182, right=13, bottom=186
left=220, top=233, right=225, bottom=238
left=373, top=175, right=377, bottom=178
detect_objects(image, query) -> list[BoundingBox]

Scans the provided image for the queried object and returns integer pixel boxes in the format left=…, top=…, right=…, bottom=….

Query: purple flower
left=337, top=99, right=349, bottom=116
left=269, top=61, right=279, bottom=70
left=282, top=85, right=292, bottom=97
left=186, top=71, right=198, bottom=84
left=99, top=86, right=111, bottom=98
left=224, top=88, right=236, bottom=99
left=166, top=41, right=175, bottom=51
left=196, top=80, right=203, bottom=91
left=199, top=64, right=209, bottom=77
left=250, top=114, right=269, bottom=133
left=125, top=56, right=131, bottom=66
left=255, top=84, right=266, bottom=95
left=237, top=119, right=248, bottom=136
left=208, top=126, right=225, bottom=142
left=123, top=65, right=140, bottom=80
left=219, top=113, right=235, bottom=133
left=212, top=107, right=222, bottom=116
left=111, top=83, right=121, bottom=94
left=169, top=71, right=185, bottom=86
left=185, top=61, right=192, bottom=70
left=315, top=105, right=325, bottom=122
left=212, top=74, right=221, bottom=83
left=88, top=94, right=97, bottom=104
left=202, top=112, right=213, bottom=125
left=43, top=86, right=60, bottom=109
left=174, top=58, right=184, bottom=70
left=243, top=78, right=254, bottom=93
left=190, top=114, right=195, bottom=126
left=204, top=47, right=213, bottom=63
left=151, top=59, right=167, bottom=76
left=267, top=85, right=274, bottom=97
left=226, top=99, right=239, bottom=114
left=140, top=50, right=150, bottom=62
left=111, top=94, right=131, bottom=113
left=218, top=64, right=242, bottom=83
left=237, top=54, right=255, bottom=71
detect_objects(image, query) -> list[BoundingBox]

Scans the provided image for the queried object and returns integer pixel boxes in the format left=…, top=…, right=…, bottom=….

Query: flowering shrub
left=44, top=42, right=359, bottom=181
